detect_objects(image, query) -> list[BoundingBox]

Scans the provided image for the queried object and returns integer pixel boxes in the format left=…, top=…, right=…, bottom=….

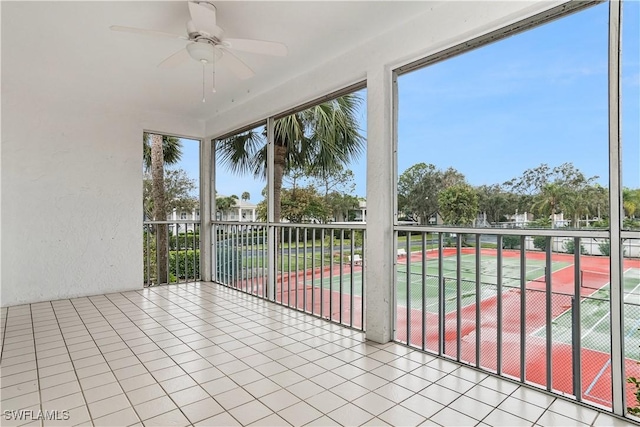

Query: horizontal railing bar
left=274, top=223, right=367, bottom=230
left=394, top=225, right=610, bottom=238
left=144, top=220, right=200, bottom=225
left=212, top=221, right=268, bottom=226
left=621, top=230, right=640, bottom=239
left=212, top=221, right=366, bottom=230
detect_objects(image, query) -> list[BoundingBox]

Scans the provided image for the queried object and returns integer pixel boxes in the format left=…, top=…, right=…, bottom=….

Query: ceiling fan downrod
left=202, top=63, right=206, bottom=103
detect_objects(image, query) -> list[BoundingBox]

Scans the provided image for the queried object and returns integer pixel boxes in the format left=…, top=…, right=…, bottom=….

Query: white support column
left=266, top=117, right=276, bottom=301
left=200, top=138, right=213, bottom=282
left=607, top=0, right=624, bottom=415
left=365, top=65, right=395, bottom=343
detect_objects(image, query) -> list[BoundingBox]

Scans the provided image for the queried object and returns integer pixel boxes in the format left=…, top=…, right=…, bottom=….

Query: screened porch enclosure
left=3, top=0, right=639, bottom=425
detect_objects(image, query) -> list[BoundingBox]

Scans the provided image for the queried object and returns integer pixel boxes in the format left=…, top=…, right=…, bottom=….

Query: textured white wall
left=1, top=107, right=138, bottom=306
left=0, top=102, right=204, bottom=307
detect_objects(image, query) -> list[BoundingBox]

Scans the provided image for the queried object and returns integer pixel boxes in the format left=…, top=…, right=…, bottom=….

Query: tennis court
left=226, top=245, right=640, bottom=408
left=393, top=248, right=640, bottom=409
left=395, top=250, right=569, bottom=313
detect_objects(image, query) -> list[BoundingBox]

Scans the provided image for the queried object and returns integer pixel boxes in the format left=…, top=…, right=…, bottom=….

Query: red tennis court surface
left=395, top=249, right=640, bottom=409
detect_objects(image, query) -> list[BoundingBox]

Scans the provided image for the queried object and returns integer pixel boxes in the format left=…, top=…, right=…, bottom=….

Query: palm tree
left=216, top=194, right=239, bottom=220
left=241, top=191, right=250, bottom=201
left=216, top=94, right=364, bottom=222
left=143, top=133, right=182, bottom=284
left=532, top=183, right=565, bottom=228
left=143, top=133, right=182, bottom=173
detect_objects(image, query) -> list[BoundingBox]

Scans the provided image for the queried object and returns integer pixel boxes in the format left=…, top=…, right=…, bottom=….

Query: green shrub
left=533, top=236, right=547, bottom=251
left=169, top=249, right=200, bottom=280
left=170, top=233, right=199, bottom=250
left=629, top=376, right=640, bottom=415
left=597, top=241, right=628, bottom=257
left=563, top=239, right=586, bottom=255
left=502, top=236, right=520, bottom=249
left=624, top=218, right=640, bottom=230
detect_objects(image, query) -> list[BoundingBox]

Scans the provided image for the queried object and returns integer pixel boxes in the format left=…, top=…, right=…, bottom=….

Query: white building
left=216, top=199, right=258, bottom=222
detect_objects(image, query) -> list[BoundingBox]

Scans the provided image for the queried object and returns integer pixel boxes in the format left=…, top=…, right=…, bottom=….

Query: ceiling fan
left=110, top=1, right=288, bottom=101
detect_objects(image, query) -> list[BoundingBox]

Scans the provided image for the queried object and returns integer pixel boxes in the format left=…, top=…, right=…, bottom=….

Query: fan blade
left=188, top=1, right=219, bottom=37
left=110, top=25, right=187, bottom=40
left=224, top=38, right=288, bottom=57
left=158, top=48, right=191, bottom=68
left=218, top=49, right=255, bottom=80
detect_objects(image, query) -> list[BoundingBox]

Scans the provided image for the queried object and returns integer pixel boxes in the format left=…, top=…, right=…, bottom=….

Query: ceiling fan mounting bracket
left=190, top=34, right=223, bottom=46
left=193, top=1, right=216, bottom=10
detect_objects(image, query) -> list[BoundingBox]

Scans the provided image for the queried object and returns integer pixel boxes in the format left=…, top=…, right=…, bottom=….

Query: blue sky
left=176, top=2, right=638, bottom=203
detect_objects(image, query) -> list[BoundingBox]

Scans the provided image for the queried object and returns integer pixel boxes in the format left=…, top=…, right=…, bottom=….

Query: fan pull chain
left=202, top=63, right=206, bottom=103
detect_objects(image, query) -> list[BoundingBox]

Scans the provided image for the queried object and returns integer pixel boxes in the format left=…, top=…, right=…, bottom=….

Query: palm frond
left=143, top=133, right=183, bottom=171
left=216, top=129, right=266, bottom=178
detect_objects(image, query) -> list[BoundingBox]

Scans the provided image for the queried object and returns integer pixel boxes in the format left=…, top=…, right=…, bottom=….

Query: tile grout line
left=118, top=286, right=267, bottom=426
left=29, top=303, right=44, bottom=427
left=62, top=297, right=141, bottom=426
left=157, top=284, right=392, bottom=426
left=138, top=285, right=344, bottom=426
left=50, top=299, right=111, bottom=426
left=93, top=291, right=217, bottom=425
left=0, top=307, right=9, bottom=363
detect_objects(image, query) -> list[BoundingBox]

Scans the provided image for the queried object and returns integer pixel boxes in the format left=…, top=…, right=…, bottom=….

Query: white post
left=365, top=65, right=395, bottom=343
left=200, top=138, right=213, bottom=282
left=266, top=118, right=276, bottom=300
left=607, top=0, right=624, bottom=415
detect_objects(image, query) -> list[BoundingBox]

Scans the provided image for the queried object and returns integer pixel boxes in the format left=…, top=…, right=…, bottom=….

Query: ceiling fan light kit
left=110, top=1, right=288, bottom=101
left=186, top=42, right=220, bottom=64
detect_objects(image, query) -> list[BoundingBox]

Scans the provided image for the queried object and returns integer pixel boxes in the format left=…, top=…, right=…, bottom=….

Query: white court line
left=579, top=268, right=636, bottom=341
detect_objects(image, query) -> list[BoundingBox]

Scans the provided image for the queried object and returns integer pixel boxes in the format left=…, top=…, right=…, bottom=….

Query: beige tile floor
left=0, top=283, right=635, bottom=427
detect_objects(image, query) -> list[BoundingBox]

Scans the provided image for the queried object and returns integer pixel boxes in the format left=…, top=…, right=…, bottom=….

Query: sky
left=174, top=2, right=638, bottom=204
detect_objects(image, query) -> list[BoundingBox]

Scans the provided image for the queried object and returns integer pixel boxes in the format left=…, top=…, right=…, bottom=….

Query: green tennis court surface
left=543, top=267, right=640, bottom=360
left=395, top=252, right=570, bottom=313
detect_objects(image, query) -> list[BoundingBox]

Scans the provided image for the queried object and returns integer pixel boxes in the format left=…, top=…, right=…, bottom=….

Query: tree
left=565, top=184, right=608, bottom=227
left=397, top=163, right=466, bottom=224
left=311, top=164, right=356, bottom=197
left=216, top=94, right=364, bottom=222
left=505, top=163, right=598, bottom=228
left=241, top=192, right=250, bottom=201
left=216, top=194, right=238, bottom=219
left=144, top=133, right=182, bottom=284
left=623, top=188, right=640, bottom=218
left=476, top=184, right=513, bottom=224
left=437, top=184, right=479, bottom=226
left=280, top=186, right=328, bottom=223
left=256, top=186, right=328, bottom=223
left=306, top=163, right=358, bottom=222
left=325, top=192, right=360, bottom=222
left=143, top=133, right=182, bottom=172
left=531, top=183, right=566, bottom=228
left=143, top=169, right=198, bottom=220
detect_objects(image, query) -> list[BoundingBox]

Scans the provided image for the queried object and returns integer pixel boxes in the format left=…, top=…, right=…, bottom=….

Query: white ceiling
left=1, top=1, right=436, bottom=122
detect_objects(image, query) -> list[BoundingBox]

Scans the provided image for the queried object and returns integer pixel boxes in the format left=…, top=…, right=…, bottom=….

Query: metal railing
left=143, top=220, right=200, bottom=286
left=214, top=222, right=269, bottom=298
left=393, top=225, right=640, bottom=415
left=213, top=221, right=366, bottom=330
